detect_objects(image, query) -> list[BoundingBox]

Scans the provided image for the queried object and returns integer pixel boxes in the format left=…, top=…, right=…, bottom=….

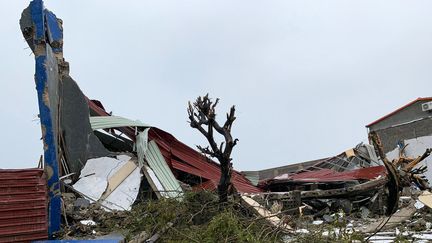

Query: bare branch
left=369, top=131, right=391, bottom=164
left=187, top=94, right=239, bottom=202
left=197, top=145, right=217, bottom=158
left=403, top=148, right=432, bottom=171
left=219, top=142, right=225, bottom=152
left=224, top=105, right=236, bottom=131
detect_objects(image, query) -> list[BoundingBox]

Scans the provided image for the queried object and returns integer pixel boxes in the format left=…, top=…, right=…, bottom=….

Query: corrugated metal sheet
left=243, top=158, right=328, bottom=181
left=89, top=116, right=150, bottom=130
left=152, top=128, right=262, bottom=193
left=270, top=165, right=387, bottom=183
left=0, top=168, right=48, bottom=242
left=193, top=180, right=218, bottom=191
left=145, top=140, right=183, bottom=198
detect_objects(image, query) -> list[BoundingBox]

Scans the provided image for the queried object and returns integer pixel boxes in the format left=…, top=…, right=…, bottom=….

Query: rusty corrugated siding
left=0, top=169, right=48, bottom=242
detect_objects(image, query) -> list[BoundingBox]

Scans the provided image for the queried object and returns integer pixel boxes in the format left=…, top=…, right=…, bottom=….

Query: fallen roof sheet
left=273, top=165, right=386, bottom=183
left=89, top=116, right=150, bottom=130
left=145, top=140, right=183, bottom=198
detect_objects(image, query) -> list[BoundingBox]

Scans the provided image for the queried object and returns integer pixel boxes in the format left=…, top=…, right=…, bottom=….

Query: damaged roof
left=243, top=158, right=329, bottom=181
left=89, top=101, right=261, bottom=193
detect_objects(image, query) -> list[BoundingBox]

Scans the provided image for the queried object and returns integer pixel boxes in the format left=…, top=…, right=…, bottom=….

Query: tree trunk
left=187, top=94, right=238, bottom=204
left=218, top=161, right=232, bottom=202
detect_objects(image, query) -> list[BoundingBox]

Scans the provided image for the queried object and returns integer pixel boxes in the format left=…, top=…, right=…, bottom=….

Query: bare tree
left=187, top=94, right=238, bottom=202
left=369, top=131, right=400, bottom=215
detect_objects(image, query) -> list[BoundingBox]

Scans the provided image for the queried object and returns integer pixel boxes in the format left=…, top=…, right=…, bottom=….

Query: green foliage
left=201, top=210, right=263, bottom=243
left=109, top=191, right=284, bottom=242
left=394, top=236, right=411, bottom=243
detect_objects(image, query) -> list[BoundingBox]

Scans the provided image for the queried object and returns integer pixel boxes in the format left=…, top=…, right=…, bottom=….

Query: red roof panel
left=0, top=168, right=48, bottom=243
left=271, top=165, right=386, bottom=183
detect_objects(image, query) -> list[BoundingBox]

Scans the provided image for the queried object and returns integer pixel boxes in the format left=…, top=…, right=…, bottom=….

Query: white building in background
left=366, top=97, right=432, bottom=182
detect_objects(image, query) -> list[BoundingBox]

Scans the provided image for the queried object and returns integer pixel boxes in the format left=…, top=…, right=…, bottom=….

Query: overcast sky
left=1, top=1, right=431, bottom=171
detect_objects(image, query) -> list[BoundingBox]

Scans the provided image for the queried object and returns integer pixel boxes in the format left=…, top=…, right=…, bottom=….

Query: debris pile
left=59, top=193, right=128, bottom=239
left=54, top=133, right=432, bottom=242
left=255, top=143, right=390, bottom=217
left=284, top=189, right=432, bottom=242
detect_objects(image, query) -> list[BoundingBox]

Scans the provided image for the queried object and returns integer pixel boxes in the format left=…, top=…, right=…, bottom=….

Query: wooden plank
left=345, top=149, right=356, bottom=158
left=99, top=160, right=137, bottom=201
left=419, top=191, right=432, bottom=208
left=241, top=195, right=291, bottom=229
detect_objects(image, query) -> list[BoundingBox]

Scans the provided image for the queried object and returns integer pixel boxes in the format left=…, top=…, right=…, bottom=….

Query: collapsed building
left=1, top=0, right=432, bottom=242
left=243, top=144, right=390, bottom=216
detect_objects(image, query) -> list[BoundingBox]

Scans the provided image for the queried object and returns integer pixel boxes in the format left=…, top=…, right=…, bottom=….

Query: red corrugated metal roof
left=150, top=128, right=262, bottom=193
left=0, top=168, right=48, bottom=243
left=366, top=97, right=432, bottom=127
left=193, top=180, right=218, bottom=191
left=88, top=99, right=262, bottom=194
left=270, top=165, right=386, bottom=183
left=152, top=130, right=263, bottom=193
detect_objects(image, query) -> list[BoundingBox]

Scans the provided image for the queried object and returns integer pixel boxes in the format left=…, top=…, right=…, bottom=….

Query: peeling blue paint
left=30, top=0, right=45, bottom=42
left=45, top=9, right=63, bottom=53
left=30, top=0, right=62, bottom=237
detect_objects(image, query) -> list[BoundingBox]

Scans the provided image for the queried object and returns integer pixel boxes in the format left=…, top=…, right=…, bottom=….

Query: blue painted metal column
left=29, top=0, right=62, bottom=236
